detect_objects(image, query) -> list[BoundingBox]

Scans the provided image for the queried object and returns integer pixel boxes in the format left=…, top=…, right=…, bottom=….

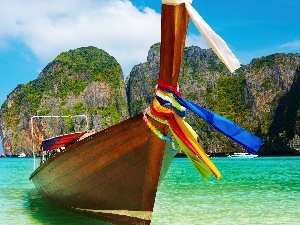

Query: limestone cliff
left=0, top=46, right=129, bottom=155
left=1, top=44, right=300, bottom=156
left=126, top=44, right=300, bottom=155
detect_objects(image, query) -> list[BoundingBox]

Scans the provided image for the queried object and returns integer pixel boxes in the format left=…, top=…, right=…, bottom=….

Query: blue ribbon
left=157, top=85, right=263, bottom=154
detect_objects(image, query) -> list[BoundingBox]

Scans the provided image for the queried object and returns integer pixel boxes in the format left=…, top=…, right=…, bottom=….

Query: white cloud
left=280, top=39, right=300, bottom=50
left=0, top=0, right=161, bottom=76
left=185, top=33, right=209, bottom=48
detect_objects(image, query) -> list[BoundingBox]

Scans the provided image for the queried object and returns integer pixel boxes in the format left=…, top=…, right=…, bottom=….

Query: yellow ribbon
left=149, top=98, right=221, bottom=179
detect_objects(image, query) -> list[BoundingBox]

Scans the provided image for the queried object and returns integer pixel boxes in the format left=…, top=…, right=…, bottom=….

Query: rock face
left=1, top=44, right=300, bottom=156
left=0, top=46, right=129, bottom=155
left=126, top=44, right=300, bottom=156
left=242, top=54, right=300, bottom=155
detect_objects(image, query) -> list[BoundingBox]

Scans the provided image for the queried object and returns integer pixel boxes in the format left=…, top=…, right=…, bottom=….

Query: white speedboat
left=18, top=152, right=26, bottom=157
left=228, top=153, right=258, bottom=158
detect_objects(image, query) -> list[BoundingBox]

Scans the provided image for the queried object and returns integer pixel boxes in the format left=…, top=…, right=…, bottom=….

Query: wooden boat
left=29, top=3, right=189, bottom=225
left=30, top=1, right=260, bottom=224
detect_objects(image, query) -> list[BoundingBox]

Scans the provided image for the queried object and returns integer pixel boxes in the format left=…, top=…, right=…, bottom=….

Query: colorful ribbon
left=143, top=111, right=177, bottom=152
left=143, top=78, right=263, bottom=179
left=157, top=79, right=263, bottom=154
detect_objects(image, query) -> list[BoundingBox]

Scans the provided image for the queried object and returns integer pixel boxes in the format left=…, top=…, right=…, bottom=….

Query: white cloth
left=162, top=0, right=241, bottom=73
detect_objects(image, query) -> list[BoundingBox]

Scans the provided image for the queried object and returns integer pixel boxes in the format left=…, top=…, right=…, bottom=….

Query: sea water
left=0, top=157, right=299, bottom=225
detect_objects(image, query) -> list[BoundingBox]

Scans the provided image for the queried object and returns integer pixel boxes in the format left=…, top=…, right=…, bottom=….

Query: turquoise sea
left=0, top=157, right=299, bottom=225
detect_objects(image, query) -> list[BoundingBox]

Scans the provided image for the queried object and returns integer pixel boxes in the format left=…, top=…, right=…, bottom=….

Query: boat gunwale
left=29, top=114, right=144, bottom=180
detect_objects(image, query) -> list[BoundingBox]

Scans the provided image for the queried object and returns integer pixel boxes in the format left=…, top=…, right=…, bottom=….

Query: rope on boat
left=143, top=111, right=177, bottom=152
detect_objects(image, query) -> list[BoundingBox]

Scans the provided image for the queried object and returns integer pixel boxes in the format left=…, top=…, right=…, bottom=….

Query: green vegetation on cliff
left=0, top=46, right=128, bottom=153
left=53, top=46, right=122, bottom=88
left=126, top=45, right=300, bottom=155
left=211, top=75, right=250, bottom=126
left=1, top=44, right=300, bottom=156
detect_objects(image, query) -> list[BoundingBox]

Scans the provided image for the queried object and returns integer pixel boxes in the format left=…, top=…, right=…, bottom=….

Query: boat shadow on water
left=24, top=189, right=111, bottom=225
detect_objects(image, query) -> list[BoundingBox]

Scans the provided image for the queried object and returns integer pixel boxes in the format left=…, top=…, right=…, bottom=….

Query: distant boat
left=0, top=153, right=5, bottom=157
left=228, top=153, right=258, bottom=158
left=18, top=152, right=26, bottom=157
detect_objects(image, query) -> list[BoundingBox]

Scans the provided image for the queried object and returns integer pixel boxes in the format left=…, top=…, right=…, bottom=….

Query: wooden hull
left=29, top=113, right=173, bottom=224
left=30, top=3, right=189, bottom=224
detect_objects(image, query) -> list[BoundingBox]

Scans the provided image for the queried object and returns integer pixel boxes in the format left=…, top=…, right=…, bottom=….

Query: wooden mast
left=138, top=3, right=190, bottom=218
left=159, top=3, right=189, bottom=85
left=152, top=3, right=189, bottom=140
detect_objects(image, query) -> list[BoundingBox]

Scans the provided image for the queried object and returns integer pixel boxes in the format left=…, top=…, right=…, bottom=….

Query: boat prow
left=29, top=113, right=175, bottom=224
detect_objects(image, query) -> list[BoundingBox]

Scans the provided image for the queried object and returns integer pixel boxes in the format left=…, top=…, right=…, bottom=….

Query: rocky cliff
left=126, top=44, right=300, bottom=155
left=0, top=46, right=129, bottom=155
left=1, top=44, right=300, bottom=156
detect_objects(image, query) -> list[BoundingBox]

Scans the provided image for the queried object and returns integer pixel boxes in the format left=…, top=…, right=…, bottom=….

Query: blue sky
left=0, top=0, right=300, bottom=152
